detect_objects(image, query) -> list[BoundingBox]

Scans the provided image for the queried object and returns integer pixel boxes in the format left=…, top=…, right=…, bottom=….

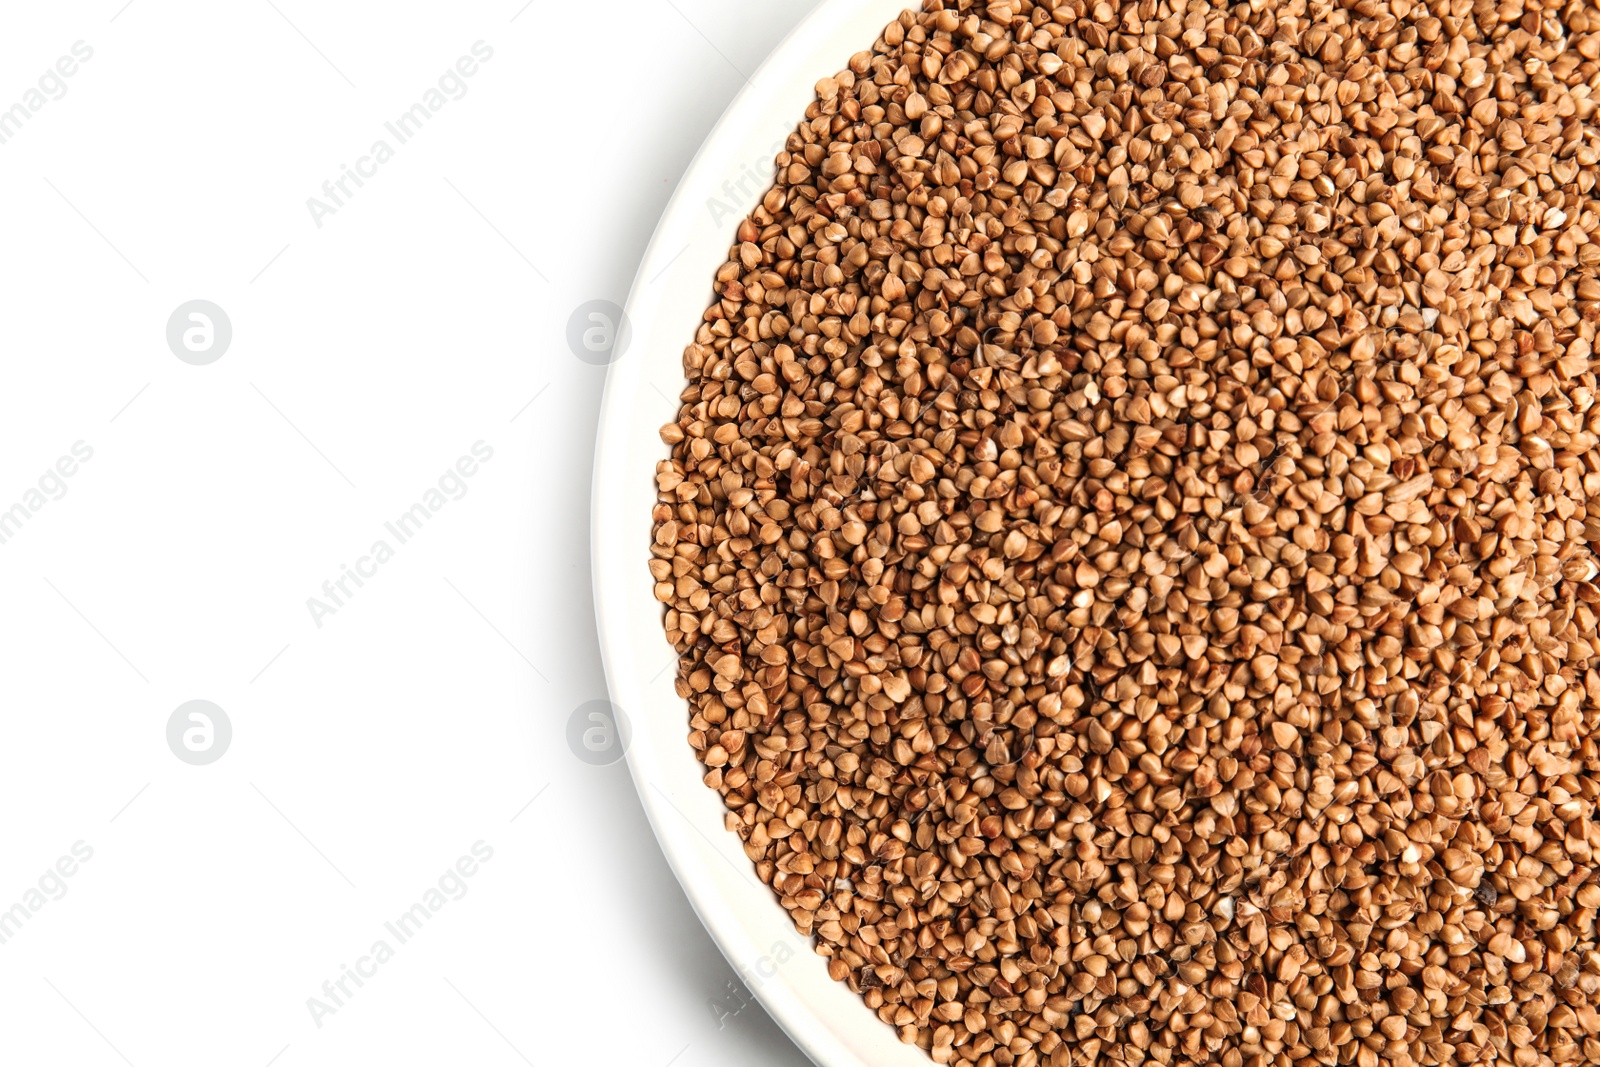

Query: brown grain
left=652, top=1, right=1600, bottom=1064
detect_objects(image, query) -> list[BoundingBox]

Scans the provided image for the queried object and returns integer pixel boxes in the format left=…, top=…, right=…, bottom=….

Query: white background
left=0, top=2, right=827, bottom=1064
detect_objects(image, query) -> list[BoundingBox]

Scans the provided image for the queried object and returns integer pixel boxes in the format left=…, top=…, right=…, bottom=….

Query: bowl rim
left=591, top=2, right=924, bottom=1065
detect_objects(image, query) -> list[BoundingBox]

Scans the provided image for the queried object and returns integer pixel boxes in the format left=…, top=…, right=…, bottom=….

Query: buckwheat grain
left=652, top=2, right=1600, bottom=1064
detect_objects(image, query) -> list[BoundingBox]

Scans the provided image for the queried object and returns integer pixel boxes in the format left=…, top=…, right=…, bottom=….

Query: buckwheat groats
left=649, top=1, right=1600, bottom=1064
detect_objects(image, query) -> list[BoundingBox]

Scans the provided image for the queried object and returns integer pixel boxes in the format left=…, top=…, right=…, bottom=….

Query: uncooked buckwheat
left=651, top=1, right=1600, bottom=1064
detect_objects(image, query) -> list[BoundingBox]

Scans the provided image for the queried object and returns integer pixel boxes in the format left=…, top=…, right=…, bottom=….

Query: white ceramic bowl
left=592, top=2, right=928, bottom=1064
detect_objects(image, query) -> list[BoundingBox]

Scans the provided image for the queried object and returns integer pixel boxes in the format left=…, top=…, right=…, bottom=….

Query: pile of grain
left=651, top=1, right=1600, bottom=1064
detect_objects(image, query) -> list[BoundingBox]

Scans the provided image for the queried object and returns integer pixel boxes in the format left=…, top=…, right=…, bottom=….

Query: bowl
left=591, top=2, right=928, bottom=1064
